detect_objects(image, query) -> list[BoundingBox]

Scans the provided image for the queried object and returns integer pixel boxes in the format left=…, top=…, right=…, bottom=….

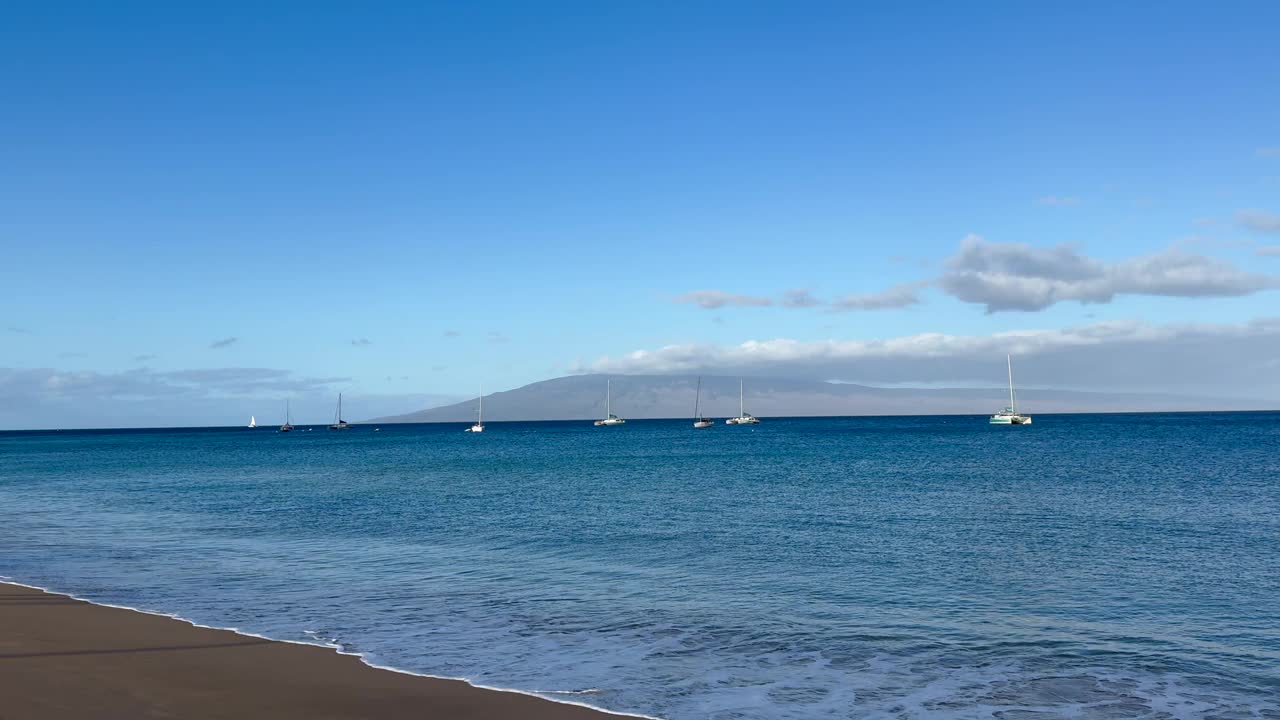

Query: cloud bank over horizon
left=0, top=367, right=461, bottom=430
left=578, top=317, right=1280, bottom=399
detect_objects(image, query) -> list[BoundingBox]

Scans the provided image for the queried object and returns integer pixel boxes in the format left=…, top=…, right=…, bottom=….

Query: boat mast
left=337, top=393, right=343, bottom=423
left=694, top=377, right=701, bottom=419
left=1007, top=355, right=1016, bottom=413
left=606, top=379, right=611, bottom=417
left=739, top=378, right=744, bottom=417
left=478, top=384, right=483, bottom=425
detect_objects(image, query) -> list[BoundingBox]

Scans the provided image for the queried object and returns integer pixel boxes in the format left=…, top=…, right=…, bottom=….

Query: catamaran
left=328, top=393, right=351, bottom=430
left=990, top=355, right=1032, bottom=425
left=725, top=378, right=760, bottom=425
left=279, top=401, right=293, bottom=432
left=464, top=385, right=484, bottom=433
left=594, top=379, right=626, bottom=426
left=693, top=377, right=713, bottom=428
left=248, top=415, right=256, bottom=428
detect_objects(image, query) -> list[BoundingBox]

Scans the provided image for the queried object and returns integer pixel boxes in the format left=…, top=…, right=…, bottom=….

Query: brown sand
left=0, top=581, right=625, bottom=720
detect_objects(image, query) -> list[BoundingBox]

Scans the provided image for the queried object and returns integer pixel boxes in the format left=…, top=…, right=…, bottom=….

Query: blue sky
left=3, top=1, right=1280, bottom=427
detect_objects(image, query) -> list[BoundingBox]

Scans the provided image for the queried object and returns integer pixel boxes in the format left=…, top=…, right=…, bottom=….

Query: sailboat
left=693, top=377, right=713, bottom=428
left=248, top=415, right=257, bottom=429
left=990, top=355, right=1032, bottom=425
left=594, top=379, right=626, bottom=426
left=725, top=378, right=760, bottom=425
left=464, top=385, right=484, bottom=433
left=328, top=393, right=351, bottom=430
left=279, top=400, right=293, bottom=432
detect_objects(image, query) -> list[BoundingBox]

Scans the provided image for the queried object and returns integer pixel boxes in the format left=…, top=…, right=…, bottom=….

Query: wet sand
left=0, top=581, right=623, bottom=719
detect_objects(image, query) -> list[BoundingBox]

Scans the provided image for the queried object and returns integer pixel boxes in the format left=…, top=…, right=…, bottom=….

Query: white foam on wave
left=0, top=576, right=662, bottom=720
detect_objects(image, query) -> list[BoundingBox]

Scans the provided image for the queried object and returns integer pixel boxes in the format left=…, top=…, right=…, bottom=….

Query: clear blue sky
left=3, top=1, right=1279, bottom=427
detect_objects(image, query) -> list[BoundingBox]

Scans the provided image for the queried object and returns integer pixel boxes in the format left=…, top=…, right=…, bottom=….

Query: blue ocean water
left=2, top=414, right=1278, bottom=719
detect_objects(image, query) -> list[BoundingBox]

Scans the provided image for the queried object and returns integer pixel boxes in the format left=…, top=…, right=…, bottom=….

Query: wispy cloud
left=675, top=290, right=774, bottom=309
left=781, top=289, right=821, bottom=309
left=830, top=282, right=924, bottom=312
left=1037, top=195, right=1081, bottom=206
left=488, top=331, right=509, bottom=344
left=443, top=330, right=461, bottom=338
left=5, top=326, right=32, bottom=335
left=1257, top=147, right=1280, bottom=158
left=938, top=234, right=1276, bottom=312
left=576, top=318, right=1280, bottom=396
left=133, top=354, right=158, bottom=363
left=209, top=337, right=238, bottom=349
left=1258, top=245, right=1280, bottom=257
left=350, top=338, right=372, bottom=347
left=1238, top=209, right=1280, bottom=233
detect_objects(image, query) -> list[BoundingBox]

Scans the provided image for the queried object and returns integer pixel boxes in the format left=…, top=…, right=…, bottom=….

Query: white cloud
left=675, top=290, right=773, bottom=309
left=939, top=234, right=1275, bottom=312
left=1238, top=209, right=1280, bottom=233
left=209, top=336, right=238, bottom=349
left=831, top=282, right=924, bottom=311
left=577, top=318, right=1280, bottom=396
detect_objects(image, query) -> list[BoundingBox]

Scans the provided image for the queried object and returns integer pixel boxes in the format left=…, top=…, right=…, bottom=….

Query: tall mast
left=1007, top=355, right=1016, bottom=413
left=285, top=399, right=290, bottom=424
left=694, top=377, right=701, bottom=419
left=739, top=378, right=744, bottom=417
left=606, top=379, right=611, bottom=417
left=478, top=384, right=483, bottom=425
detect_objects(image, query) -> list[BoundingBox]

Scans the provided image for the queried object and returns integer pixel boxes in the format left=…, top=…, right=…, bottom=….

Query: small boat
left=279, top=401, right=293, bottom=432
left=725, top=379, right=760, bottom=425
left=464, top=385, right=485, bottom=433
left=990, top=355, right=1032, bottom=425
left=594, top=379, right=626, bottom=426
left=328, top=393, right=351, bottom=430
left=248, top=415, right=257, bottom=429
left=693, top=377, right=713, bottom=428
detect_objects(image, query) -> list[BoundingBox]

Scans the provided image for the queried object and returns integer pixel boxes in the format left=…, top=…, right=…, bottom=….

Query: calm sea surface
left=2, top=414, right=1278, bottom=719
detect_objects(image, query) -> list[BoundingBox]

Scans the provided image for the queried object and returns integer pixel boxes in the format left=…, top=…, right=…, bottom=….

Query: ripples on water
left=2, top=413, right=1278, bottom=719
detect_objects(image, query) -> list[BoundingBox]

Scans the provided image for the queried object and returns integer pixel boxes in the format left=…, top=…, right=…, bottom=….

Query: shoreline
left=0, top=579, right=652, bottom=720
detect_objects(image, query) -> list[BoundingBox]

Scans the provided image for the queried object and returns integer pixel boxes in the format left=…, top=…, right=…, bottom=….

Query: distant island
left=364, top=374, right=1271, bottom=423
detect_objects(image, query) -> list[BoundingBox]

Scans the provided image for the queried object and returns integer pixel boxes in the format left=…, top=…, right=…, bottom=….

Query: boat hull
left=693, top=420, right=714, bottom=428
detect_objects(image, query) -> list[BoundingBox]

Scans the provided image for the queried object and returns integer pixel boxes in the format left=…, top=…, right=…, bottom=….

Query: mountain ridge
left=363, top=374, right=1271, bottom=424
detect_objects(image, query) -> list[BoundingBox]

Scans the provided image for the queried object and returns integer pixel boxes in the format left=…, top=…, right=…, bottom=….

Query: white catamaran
left=725, top=378, right=760, bottom=425
left=990, top=355, right=1032, bottom=425
left=594, top=379, right=626, bottom=426
left=693, top=377, right=714, bottom=428
left=328, top=393, right=351, bottom=430
left=465, top=385, right=484, bottom=433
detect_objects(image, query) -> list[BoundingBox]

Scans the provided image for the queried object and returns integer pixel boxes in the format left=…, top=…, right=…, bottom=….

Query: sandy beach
left=0, top=581, right=621, bottom=720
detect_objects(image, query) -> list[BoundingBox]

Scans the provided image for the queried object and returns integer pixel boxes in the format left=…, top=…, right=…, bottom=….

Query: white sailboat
left=693, top=377, right=713, bottom=428
left=725, top=378, right=760, bottom=425
left=328, top=393, right=351, bottom=430
left=594, top=379, right=626, bottom=426
left=279, top=400, right=293, bottom=432
left=248, top=415, right=256, bottom=428
left=990, top=355, right=1032, bottom=425
left=465, top=385, right=485, bottom=432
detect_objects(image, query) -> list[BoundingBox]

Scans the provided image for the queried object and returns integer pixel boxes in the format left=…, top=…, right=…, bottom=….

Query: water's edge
left=0, top=575, right=661, bottom=720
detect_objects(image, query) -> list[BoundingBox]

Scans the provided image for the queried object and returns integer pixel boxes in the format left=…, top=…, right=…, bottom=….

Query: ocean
left=2, top=414, right=1278, bottom=719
